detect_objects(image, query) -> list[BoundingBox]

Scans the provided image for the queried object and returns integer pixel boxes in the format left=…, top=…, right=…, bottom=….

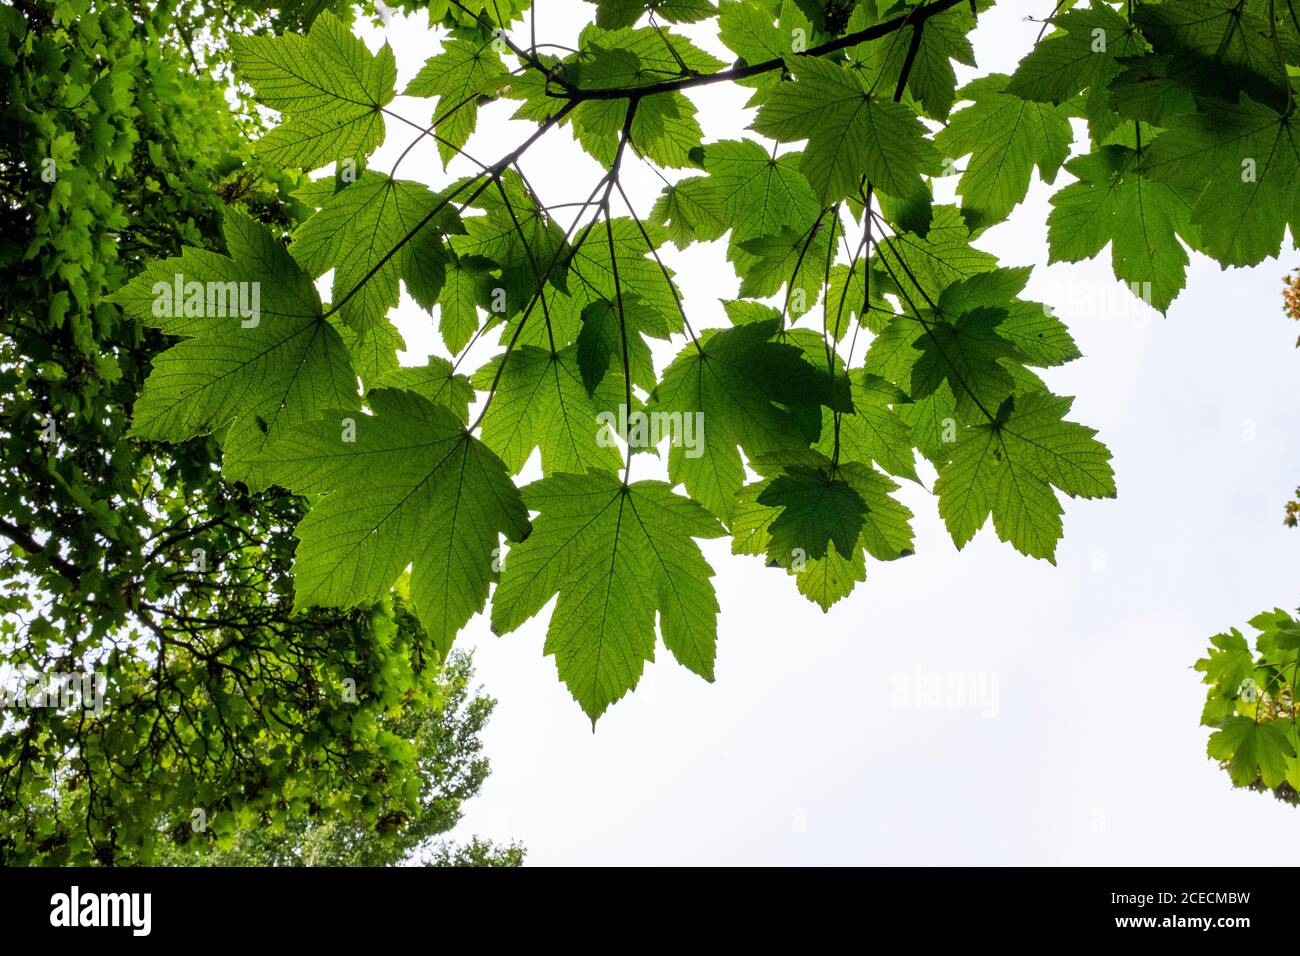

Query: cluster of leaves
left=0, top=0, right=515, bottom=865
left=1197, top=608, right=1300, bottom=806
left=1194, top=265, right=1300, bottom=807
left=109, top=0, right=1300, bottom=723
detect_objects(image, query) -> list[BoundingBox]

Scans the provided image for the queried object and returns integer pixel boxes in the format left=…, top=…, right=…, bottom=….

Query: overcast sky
left=348, top=2, right=1300, bottom=864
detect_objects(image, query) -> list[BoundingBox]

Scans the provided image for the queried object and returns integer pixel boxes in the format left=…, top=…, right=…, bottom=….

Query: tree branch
left=0, top=517, right=81, bottom=585
left=550, top=0, right=968, bottom=101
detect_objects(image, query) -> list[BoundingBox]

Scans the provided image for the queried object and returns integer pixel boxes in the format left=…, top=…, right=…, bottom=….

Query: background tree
left=1194, top=271, right=1300, bottom=808
left=0, top=0, right=517, bottom=865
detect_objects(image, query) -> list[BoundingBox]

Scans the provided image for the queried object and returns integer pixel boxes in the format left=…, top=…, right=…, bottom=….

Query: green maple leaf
left=736, top=224, right=831, bottom=306
left=473, top=345, right=624, bottom=475
left=732, top=450, right=913, bottom=610
left=870, top=204, right=998, bottom=303
left=1133, top=0, right=1300, bottom=112
left=1105, top=54, right=1196, bottom=125
left=559, top=25, right=722, bottom=165
left=404, top=36, right=509, bottom=167
left=1047, top=145, right=1193, bottom=312
left=586, top=0, right=718, bottom=31
left=292, top=171, right=461, bottom=383
left=910, top=308, right=1029, bottom=422
left=751, top=56, right=940, bottom=205
left=255, top=388, right=530, bottom=656
left=1144, top=95, right=1300, bottom=267
left=378, top=355, right=476, bottom=423
left=649, top=176, right=727, bottom=248
left=698, top=138, right=822, bottom=267
left=814, top=371, right=918, bottom=483
left=935, top=75, right=1073, bottom=233
left=567, top=217, right=683, bottom=335
left=850, top=0, right=977, bottom=119
left=935, top=391, right=1116, bottom=561
left=491, top=471, right=726, bottom=721
left=718, top=0, right=788, bottom=68
left=1195, top=628, right=1257, bottom=700
left=453, top=170, right=567, bottom=270
left=824, top=262, right=894, bottom=338
left=1006, top=1, right=1145, bottom=105
left=575, top=299, right=657, bottom=395
left=577, top=23, right=724, bottom=81
left=937, top=268, right=1080, bottom=367
left=758, top=464, right=866, bottom=561
left=648, top=318, right=849, bottom=520
left=573, top=90, right=706, bottom=169
left=231, top=11, right=396, bottom=169
left=1208, top=716, right=1296, bottom=789
left=435, top=252, right=492, bottom=354
left=107, top=209, right=358, bottom=477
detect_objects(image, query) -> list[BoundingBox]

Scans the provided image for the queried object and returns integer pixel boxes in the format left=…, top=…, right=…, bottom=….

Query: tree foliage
left=0, top=0, right=515, bottom=865
left=1195, top=270, right=1300, bottom=807
left=1198, top=608, right=1300, bottom=806
left=98, top=0, right=1300, bottom=723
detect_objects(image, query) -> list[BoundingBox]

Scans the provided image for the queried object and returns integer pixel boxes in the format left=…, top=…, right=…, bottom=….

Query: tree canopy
left=0, top=0, right=516, bottom=865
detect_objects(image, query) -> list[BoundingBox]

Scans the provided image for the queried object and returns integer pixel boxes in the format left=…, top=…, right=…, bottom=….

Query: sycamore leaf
left=1047, top=145, right=1192, bottom=312
left=699, top=138, right=822, bottom=266
left=1195, top=628, right=1257, bottom=699
left=1144, top=94, right=1300, bottom=267
left=575, top=299, right=657, bottom=395
left=648, top=319, right=849, bottom=520
left=1106, top=53, right=1196, bottom=125
left=736, top=224, right=831, bottom=306
left=491, top=472, right=726, bottom=721
left=910, top=307, right=1028, bottom=422
left=935, top=74, right=1073, bottom=233
left=758, top=464, right=866, bottom=562
left=1133, top=0, right=1300, bottom=113
left=473, top=345, right=624, bottom=475
left=292, top=171, right=461, bottom=383
left=732, top=450, right=913, bottom=610
left=1208, top=716, right=1296, bottom=789
left=1006, top=1, right=1146, bottom=105
left=751, top=56, right=939, bottom=205
left=231, top=11, right=396, bottom=169
left=935, top=391, right=1116, bottom=561
left=850, top=0, right=977, bottom=119
left=718, top=0, right=788, bottom=67
left=586, top=0, right=716, bottom=30
left=870, top=205, right=998, bottom=303
left=107, top=210, right=358, bottom=478
left=255, top=388, right=530, bottom=655
left=815, top=371, right=918, bottom=482
left=567, top=217, right=684, bottom=334
left=404, top=36, right=509, bottom=167
left=572, top=90, right=706, bottom=169
left=649, top=176, right=727, bottom=248
left=436, top=253, right=488, bottom=355
left=938, top=268, right=1080, bottom=367
left=378, top=356, right=475, bottom=423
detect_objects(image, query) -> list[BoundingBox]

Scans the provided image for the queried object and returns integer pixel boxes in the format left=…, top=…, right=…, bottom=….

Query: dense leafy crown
left=1198, top=608, right=1300, bottom=805
left=1194, top=277, right=1300, bottom=806
left=110, top=0, right=1300, bottom=722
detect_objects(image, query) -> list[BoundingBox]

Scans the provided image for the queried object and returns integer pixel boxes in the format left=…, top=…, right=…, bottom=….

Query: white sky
left=345, top=2, right=1300, bottom=864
